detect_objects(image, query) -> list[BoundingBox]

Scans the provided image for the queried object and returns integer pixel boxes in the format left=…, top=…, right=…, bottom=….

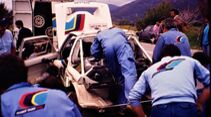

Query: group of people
left=90, top=20, right=209, bottom=117
left=0, top=18, right=32, bottom=56
left=0, top=6, right=210, bottom=117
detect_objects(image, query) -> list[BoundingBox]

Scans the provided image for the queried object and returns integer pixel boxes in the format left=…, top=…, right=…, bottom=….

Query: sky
left=0, top=0, right=135, bottom=10
left=0, top=0, right=12, bottom=10
left=75, top=0, right=135, bottom=6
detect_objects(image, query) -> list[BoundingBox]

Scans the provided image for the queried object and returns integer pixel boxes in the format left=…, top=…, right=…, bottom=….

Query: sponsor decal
left=34, top=15, right=45, bottom=28
left=176, top=36, right=186, bottom=44
left=152, top=58, right=185, bottom=78
left=65, top=14, right=85, bottom=34
left=15, top=90, right=48, bottom=115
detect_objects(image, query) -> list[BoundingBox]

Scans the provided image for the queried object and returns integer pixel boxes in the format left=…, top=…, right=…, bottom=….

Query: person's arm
left=193, top=59, right=210, bottom=110
left=8, top=30, right=16, bottom=55
left=152, top=36, right=165, bottom=63
left=10, top=45, right=16, bottom=55
left=129, top=72, right=148, bottom=117
left=56, top=90, right=83, bottom=117
left=90, top=36, right=102, bottom=59
left=183, top=35, right=192, bottom=57
left=197, top=87, right=210, bottom=110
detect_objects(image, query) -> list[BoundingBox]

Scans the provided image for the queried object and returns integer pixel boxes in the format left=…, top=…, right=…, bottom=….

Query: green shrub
left=184, top=25, right=201, bottom=49
left=136, top=2, right=172, bottom=30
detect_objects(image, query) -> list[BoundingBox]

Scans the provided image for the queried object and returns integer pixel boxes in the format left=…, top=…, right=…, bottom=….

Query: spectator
left=197, top=0, right=211, bottom=116
left=129, top=44, right=210, bottom=117
left=192, top=51, right=210, bottom=117
left=0, top=18, right=15, bottom=55
left=152, top=18, right=191, bottom=63
left=199, top=18, right=209, bottom=58
left=15, top=20, right=33, bottom=51
left=90, top=27, right=137, bottom=104
left=170, top=9, right=186, bottom=32
left=152, top=17, right=165, bottom=44
left=0, top=54, right=82, bottom=117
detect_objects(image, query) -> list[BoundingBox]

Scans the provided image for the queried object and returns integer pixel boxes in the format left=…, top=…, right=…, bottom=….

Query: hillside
left=111, top=0, right=198, bottom=22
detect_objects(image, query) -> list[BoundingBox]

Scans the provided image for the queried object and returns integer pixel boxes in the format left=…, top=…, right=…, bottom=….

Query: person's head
left=0, top=18, right=7, bottom=37
left=204, top=17, right=209, bottom=23
left=161, top=44, right=181, bottom=58
left=162, top=18, right=177, bottom=32
left=0, top=54, right=28, bottom=92
left=39, top=65, right=66, bottom=91
left=192, top=52, right=209, bottom=67
left=170, top=9, right=179, bottom=17
left=15, top=20, right=24, bottom=29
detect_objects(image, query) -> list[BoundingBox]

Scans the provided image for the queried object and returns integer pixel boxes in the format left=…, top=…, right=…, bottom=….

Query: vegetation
left=0, top=3, right=13, bottom=28
left=184, top=25, right=201, bottom=49
left=136, top=2, right=172, bottom=31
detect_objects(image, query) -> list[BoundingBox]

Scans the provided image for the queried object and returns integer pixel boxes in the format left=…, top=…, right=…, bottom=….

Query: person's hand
left=53, top=59, right=64, bottom=69
left=196, top=102, right=203, bottom=112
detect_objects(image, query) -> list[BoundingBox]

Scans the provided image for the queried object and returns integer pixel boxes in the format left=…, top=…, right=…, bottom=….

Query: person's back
left=153, top=18, right=191, bottom=63
left=144, top=55, right=209, bottom=106
left=92, top=28, right=128, bottom=53
left=91, top=28, right=134, bottom=80
left=1, top=84, right=81, bottom=117
left=129, top=44, right=210, bottom=117
left=161, top=29, right=191, bottom=56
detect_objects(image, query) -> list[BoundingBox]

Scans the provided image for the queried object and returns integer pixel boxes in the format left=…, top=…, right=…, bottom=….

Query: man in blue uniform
left=152, top=18, right=191, bottom=63
left=90, top=27, right=137, bottom=104
left=0, top=54, right=82, bottom=117
left=129, top=45, right=210, bottom=117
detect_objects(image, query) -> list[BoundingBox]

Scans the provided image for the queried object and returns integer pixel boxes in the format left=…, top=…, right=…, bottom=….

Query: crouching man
left=129, top=44, right=210, bottom=117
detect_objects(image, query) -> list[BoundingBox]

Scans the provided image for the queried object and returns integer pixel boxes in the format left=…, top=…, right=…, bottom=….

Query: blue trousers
left=151, top=102, right=198, bottom=117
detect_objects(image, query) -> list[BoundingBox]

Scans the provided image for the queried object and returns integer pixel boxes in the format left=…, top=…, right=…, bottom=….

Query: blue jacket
left=91, top=28, right=137, bottom=104
left=129, top=56, right=210, bottom=107
left=1, top=82, right=82, bottom=117
left=152, top=28, right=191, bottom=63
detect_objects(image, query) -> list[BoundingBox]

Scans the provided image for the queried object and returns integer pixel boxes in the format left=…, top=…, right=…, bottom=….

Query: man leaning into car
left=90, top=27, right=138, bottom=105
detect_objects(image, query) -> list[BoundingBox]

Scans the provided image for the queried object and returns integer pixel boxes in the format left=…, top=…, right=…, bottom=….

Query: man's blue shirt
left=152, top=28, right=192, bottom=63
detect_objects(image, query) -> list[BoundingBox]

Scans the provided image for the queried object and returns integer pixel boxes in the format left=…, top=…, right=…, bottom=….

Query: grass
left=184, top=25, right=201, bottom=49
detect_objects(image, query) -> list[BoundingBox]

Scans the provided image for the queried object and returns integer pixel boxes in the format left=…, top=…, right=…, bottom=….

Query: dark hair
left=39, top=65, right=66, bottom=91
left=192, top=52, right=209, bottom=66
left=162, top=18, right=177, bottom=30
left=0, top=18, right=7, bottom=27
left=170, top=9, right=179, bottom=15
left=0, top=54, right=28, bottom=90
left=161, top=44, right=181, bottom=58
left=15, top=20, right=23, bottom=27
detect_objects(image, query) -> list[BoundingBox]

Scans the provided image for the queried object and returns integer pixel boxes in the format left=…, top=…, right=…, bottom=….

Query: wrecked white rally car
left=56, top=31, right=152, bottom=109
left=18, top=2, right=152, bottom=112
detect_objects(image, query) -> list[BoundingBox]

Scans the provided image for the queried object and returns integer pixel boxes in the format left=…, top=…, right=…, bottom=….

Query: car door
left=19, top=35, right=58, bottom=84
